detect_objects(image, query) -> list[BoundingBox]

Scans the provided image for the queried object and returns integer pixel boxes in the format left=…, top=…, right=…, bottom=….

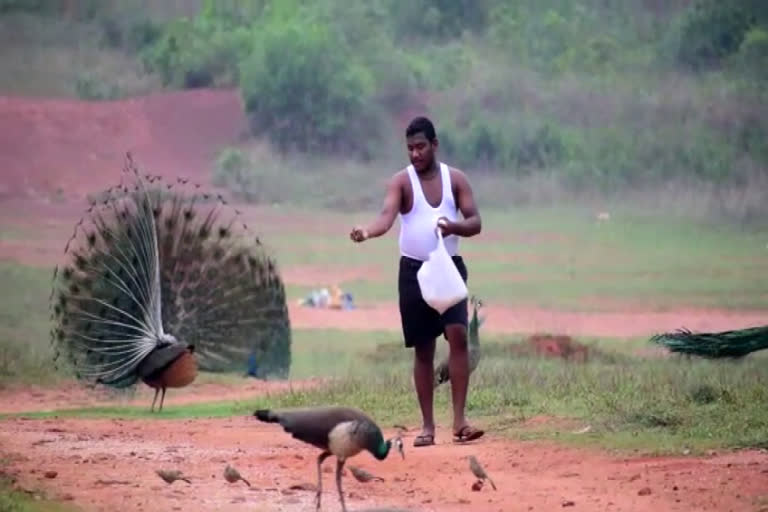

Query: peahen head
left=368, top=429, right=405, bottom=461
left=469, top=295, right=484, bottom=346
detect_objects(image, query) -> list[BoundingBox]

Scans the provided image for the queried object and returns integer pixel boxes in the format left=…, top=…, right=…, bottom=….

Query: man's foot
left=453, top=424, right=484, bottom=443
left=413, top=431, right=435, bottom=447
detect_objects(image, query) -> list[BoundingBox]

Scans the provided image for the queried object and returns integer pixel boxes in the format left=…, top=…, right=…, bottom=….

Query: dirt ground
left=2, top=90, right=768, bottom=511
left=1, top=410, right=766, bottom=512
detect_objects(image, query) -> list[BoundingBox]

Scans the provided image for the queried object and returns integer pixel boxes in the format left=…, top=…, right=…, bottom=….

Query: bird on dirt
left=49, top=154, right=292, bottom=412
left=156, top=469, right=191, bottom=485
left=434, top=296, right=485, bottom=388
left=254, top=406, right=405, bottom=512
left=468, top=455, right=496, bottom=490
left=348, top=465, right=384, bottom=483
left=223, top=464, right=251, bottom=487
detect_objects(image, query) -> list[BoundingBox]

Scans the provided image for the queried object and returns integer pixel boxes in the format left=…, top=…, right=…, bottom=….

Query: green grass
left=266, top=206, right=768, bottom=310
left=0, top=476, right=79, bottom=512
left=4, top=332, right=767, bottom=456
left=0, top=262, right=58, bottom=386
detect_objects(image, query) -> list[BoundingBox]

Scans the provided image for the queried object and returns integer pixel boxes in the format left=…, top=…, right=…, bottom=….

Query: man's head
left=405, top=116, right=438, bottom=173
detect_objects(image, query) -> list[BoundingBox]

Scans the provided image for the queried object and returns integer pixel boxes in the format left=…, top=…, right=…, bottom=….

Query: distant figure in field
left=349, top=116, right=484, bottom=446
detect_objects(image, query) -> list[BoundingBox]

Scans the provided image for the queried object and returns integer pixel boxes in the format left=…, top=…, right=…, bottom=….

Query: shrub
left=239, top=18, right=380, bottom=156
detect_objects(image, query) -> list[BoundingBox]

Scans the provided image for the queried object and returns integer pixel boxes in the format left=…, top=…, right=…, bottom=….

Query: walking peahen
left=49, top=154, right=292, bottom=411
left=434, top=296, right=484, bottom=388
left=650, top=325, right=768, bottom=359
left=254, top=406, right=404, bottom=512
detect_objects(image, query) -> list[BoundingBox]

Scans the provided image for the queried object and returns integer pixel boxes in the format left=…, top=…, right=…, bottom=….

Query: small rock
left=60, top=493, right=75, bottom=501
left=458, top=498, right=470, bottom=504
left=471, top=480, right=483, bottom=492
left=672, top=485, right=678, bottom=491
left=562, top=500, right=576, bottom=507
left=638, top=487, right=652, bottom=496
left=628, top=474, right=641, bottom=482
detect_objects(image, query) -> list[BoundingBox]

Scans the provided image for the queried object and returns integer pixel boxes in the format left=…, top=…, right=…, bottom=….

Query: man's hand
left=350, top=226, right=368, bottom=243
left=436, top=216, right=456, bottom=237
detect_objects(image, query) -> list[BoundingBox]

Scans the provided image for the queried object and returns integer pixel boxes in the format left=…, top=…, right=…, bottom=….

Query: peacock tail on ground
left=650, top=325, right=768, bottom=358
left=50, top=154, right=292, bottom=388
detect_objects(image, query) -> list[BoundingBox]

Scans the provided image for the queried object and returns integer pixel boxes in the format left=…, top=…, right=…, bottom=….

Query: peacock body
left=650, top=325, right=768, bottom=359
left=434, top=296, right=484, bottom=388
left=49, top=154, right=291, bottom=410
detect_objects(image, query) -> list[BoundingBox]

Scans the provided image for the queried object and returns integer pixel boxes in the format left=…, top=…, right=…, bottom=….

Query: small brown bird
left=348, top=465, right=384, bottom=483
left=155, top=469, right=191, bottom=485
left=468, top=455, right=496, bottom=490
left=223, top=464, right=251, bottom=487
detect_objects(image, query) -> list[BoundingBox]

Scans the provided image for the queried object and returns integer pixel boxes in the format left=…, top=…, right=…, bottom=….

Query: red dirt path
left=1, top=415, right=766, bottom=512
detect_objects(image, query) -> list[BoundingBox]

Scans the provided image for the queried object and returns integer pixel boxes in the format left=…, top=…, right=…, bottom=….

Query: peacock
left=254, top=406, right=404, bottom=512
left=434, top=296, right=484, bottom=388
left=650, top=325, right=768, bottom=359
left=49, top=153, right=292, bottom=411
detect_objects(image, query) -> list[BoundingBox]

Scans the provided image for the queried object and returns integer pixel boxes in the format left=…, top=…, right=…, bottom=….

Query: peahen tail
left=650, top=326, right=768, bottom=359
left=434, top=296, right=483, bottom=388
left=50, top=154, right=292, bottom=388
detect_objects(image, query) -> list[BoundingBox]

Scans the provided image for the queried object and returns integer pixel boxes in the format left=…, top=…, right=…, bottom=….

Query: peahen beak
left=394, top=436, right=405, bottom=459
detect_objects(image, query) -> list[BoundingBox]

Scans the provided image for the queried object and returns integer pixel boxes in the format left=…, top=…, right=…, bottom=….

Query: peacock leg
left=158, top=387, right=167, bottom=412
left=335, top=458, right=347, bottom=512
left=315, top=451, right=330, bottom=511
left=150, top=388, right=159, bottom=412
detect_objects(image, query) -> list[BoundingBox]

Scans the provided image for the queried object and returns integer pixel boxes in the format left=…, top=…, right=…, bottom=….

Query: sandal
left=412, top=433, right=435, bottom=447
left=453, top=425, right=485, bottom=443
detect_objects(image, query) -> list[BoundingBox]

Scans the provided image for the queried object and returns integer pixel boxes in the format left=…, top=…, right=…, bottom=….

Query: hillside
left=0, top=88, right=246, bottom=201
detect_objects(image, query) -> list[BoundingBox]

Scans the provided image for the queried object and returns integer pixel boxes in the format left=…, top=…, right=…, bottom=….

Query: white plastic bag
left=417, top=228, right=468, bottom=314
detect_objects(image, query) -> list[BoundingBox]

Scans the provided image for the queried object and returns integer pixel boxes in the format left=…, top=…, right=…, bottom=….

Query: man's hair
left=405, top=116, right=436, bottom=142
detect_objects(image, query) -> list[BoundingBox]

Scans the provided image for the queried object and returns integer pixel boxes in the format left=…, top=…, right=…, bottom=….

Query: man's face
left=406, top=132, right=436, bottom=173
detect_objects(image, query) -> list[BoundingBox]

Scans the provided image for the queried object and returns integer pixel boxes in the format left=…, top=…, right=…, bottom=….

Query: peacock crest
left=49, top=153, right=292, bottom=390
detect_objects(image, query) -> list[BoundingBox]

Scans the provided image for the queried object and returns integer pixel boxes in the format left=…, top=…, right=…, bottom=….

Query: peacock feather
left=49, top=154, right=292, bottom=390
left=650, top=325, right=768, bottom=359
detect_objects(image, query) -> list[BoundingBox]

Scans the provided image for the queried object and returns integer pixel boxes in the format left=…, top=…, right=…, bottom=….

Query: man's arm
left=440, top=168, right=481, bottom=237
left=350, top=173, right=402, bottom=242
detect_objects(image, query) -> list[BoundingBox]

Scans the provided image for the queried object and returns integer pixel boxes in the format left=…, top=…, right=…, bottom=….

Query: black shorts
left=397, top=255, right=469, bottom=348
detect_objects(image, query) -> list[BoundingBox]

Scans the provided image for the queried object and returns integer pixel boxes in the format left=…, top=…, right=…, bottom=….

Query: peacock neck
left=372, top=439, right=390, bottom=460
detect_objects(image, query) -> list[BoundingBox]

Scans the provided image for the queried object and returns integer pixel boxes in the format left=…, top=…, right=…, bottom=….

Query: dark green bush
left=239, top=18, right=380, bottom=156
left=675, top=0, right=757, bottom=70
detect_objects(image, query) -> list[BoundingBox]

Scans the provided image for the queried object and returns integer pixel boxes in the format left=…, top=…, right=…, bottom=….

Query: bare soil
left=1, top=413, right=766, bottom=512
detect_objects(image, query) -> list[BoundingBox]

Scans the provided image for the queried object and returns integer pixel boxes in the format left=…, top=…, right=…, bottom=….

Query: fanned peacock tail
left=50, top=154, right=291, bottom=388
left=650, top=325, right=768, bottom=359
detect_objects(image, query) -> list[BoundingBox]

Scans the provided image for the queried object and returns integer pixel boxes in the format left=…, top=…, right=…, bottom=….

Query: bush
left=675, top=0, right=756, bottom=70
left=140, top=16, right=252, bottom=88
left=239, top=18, right=380, bottom=156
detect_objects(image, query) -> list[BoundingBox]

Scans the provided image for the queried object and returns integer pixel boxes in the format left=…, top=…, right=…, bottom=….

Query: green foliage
left=239, top=17, right=379, bottom=155
left=140, top=15, right=252, bottom=88
left=674, top=0, right=757, bottom=70
left=729, top=26, right=768, bottom=82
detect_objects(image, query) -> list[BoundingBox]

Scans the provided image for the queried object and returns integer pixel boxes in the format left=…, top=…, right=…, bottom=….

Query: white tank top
left=398, top=162, right=459, bottom=261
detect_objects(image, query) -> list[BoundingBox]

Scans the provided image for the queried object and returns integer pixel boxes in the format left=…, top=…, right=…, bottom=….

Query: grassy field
left=0, top=475, right=79, bottom=512
left=5, top=329, right=767, bottom=456
left=179, top=203, right=768, bottom=311
left=1, top=204, right=767, bottom=456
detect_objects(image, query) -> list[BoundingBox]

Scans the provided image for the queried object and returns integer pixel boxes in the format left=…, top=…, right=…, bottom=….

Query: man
left=350, top=116, right=484, bottom=447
